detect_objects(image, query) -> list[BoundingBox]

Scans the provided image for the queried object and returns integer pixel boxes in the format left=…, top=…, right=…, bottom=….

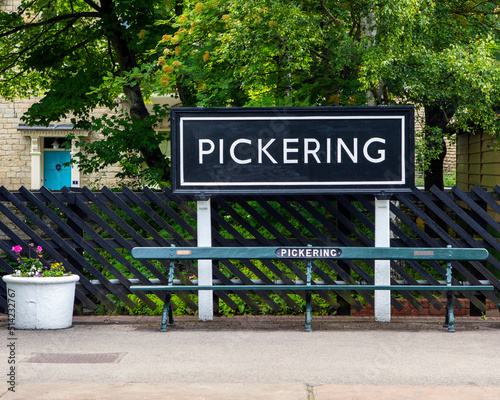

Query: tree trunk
left=423, top=104, right=455, bottom=191
left=102, top=3, right=169, bottom=183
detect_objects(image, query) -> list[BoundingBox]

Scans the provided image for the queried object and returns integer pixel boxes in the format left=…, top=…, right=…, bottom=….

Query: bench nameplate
left=275, top=248, right=342, bottom=259
left=176, top=250, right=192, bottom=255
left=413, top=250, right=434, bottom=256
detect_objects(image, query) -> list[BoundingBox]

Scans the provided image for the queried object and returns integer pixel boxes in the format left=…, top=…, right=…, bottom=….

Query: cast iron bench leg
left=160, top=256, right=177, bottom=332
left=304, top=257, right=312, bottom=332
left=160, top=292, right=175, bottom=332
left=445, top=292, right=456, bottom=333
left=305, top=292, right=312, bottom=332
left=443, top=256, right=456, bottom=333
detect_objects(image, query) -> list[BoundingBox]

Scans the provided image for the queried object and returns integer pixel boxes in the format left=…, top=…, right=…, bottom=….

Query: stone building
left=0, top=95, right=178, bottom=191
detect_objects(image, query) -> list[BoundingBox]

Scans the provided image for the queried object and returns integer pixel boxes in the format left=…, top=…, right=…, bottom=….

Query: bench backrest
left=131, top=246, right=489, bottom=261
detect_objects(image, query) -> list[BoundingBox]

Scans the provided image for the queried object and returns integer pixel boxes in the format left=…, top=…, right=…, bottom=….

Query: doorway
left=43, top=150, right=71, bottom=190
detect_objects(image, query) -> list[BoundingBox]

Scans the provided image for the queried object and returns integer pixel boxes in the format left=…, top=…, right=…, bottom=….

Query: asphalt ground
left=1, top=314, right=499, bottom=400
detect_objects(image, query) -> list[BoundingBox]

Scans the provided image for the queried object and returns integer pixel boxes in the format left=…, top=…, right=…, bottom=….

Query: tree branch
left=81, top=0, right=102, bottom=12
left=320, top=0, right=345, bottom=31
left=310, top=48, right=331, bottom=61
left=0, top=12, right=101, bottom=39
left=1, top=16, right=91, bottom=75
left=67, top=39, right=92, bottom=55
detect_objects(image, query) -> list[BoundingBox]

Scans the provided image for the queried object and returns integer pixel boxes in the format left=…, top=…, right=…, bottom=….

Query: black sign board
left=171, top=107, right=414, bottom=195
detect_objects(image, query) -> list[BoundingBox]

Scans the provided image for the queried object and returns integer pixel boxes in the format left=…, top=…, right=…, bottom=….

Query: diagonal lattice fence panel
left=0, top=185, right=498, bottom=315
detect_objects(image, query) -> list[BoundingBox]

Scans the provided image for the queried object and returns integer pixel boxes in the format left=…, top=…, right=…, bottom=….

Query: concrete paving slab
left=1, top=382, right=309, bottom=400
left=3, top=383, right=500, bottom=400
left=314, top=385, right=500, bottom=400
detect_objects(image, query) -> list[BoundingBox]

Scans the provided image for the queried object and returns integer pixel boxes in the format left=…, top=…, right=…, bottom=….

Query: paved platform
left=3, top=382, right=500, bottom=400
left=0, top=315, right=499, bottom=399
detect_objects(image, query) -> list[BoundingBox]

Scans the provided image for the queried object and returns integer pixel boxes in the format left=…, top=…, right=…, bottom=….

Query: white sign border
left=179, top=115, right=406, bottom=187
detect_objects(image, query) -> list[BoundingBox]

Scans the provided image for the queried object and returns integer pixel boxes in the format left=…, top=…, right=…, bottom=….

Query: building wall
left=0, top=0, right=17, bottom=12
left=444, top=137, right=456, bottom=179
left=0, top=99, right=33, bottom=188
left=0, top=97, right=131, bottom=190
left=0, top=94, right=180, bottom=191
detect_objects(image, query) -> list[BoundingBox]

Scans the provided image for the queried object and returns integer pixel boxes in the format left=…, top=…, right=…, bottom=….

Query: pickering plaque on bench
left=171, top=106, right=415, bottom=195
left=275, top=247, right=342, bottom=259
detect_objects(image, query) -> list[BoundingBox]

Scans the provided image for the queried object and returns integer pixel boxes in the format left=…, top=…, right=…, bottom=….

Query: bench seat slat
left=131, top=246, right=489, bottom=261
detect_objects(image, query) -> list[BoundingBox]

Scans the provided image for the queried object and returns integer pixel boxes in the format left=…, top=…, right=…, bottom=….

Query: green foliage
left=69, top=104, right=171, bottom=188
left=415, top=172, right=456, bottom=188
left=151, top=0, right=371, bottom=107
left=3, top=0, right=500, bottom=190
left=127, top=294, right=164, bottom=315
left=120, top=292, right=340, bottom=317
left=125, top=294, right=198, bottom=316
left=359, top=0, right=500, bottom=187
left=149, top=0, right=500, bottom=189
left=218, top=293, right=338, bottom=316
left=94, top=295, right=127, bottom=316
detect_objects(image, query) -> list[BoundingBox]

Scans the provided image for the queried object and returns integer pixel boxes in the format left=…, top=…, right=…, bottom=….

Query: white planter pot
left=2, top=274, right=80, bottom=330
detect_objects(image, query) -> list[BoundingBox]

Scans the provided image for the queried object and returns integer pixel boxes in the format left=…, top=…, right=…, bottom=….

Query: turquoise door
left=44, top=151, right=71, bottom=190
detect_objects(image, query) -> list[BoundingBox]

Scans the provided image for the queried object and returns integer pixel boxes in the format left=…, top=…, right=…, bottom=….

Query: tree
left=151, top=0, right=372, bottom=108
left=360, top=0, right=500, bottom=190
left=152, top=0, right=500, bottom=190
left=0, top=0, right=176, bottom=187
left=3, top=1, right=499, bottom=190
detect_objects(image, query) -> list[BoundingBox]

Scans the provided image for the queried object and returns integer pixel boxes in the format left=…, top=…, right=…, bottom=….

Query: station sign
left=171, top=107, right=414, bottom=195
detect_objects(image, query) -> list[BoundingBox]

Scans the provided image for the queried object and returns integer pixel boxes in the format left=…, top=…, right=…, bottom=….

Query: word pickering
left=199, top=137, right=386, bottom=165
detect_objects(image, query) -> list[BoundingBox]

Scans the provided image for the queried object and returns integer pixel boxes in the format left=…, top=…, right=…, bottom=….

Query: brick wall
left=352, top=298, right=499, bottom=317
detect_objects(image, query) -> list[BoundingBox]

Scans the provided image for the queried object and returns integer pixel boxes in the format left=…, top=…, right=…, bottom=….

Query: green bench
left=130, top=245, right=493, bottom=332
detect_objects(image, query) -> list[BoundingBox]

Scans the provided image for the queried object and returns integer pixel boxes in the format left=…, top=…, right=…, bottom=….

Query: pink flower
left=12, top=245, right=22, bottom=253
left=36, top=246, right=43, bottom=252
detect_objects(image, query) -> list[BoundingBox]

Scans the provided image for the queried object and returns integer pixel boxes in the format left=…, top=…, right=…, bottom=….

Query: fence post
left=211, top=200, right=220, bottom=316
left=336, top=201, right=351, bottom=315
left=374, top=197, right=391, bottom=322
left=197, top=198, right=213, bottom=321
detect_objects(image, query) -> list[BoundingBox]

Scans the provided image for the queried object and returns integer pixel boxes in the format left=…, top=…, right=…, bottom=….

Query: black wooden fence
left=0, top=185, right=499, bottom=315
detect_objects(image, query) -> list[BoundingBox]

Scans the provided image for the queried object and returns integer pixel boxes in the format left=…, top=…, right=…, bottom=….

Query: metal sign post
left=374, top=197, right=391, bottom=322
left=197, top=199, right=213, bottom=321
